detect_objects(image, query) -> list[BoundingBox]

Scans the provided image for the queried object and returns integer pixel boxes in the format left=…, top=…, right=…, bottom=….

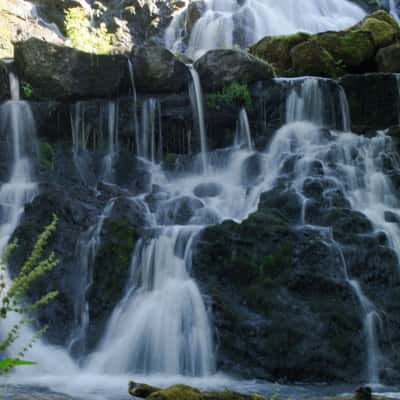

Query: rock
left=354, top=386, right=372, bottom=400
left=0, top=62, right=9, bottom=102
left=194, top=49, right=275, bottom=92
left=340, top=74, right=399, bottom=132
left=241, top=153, right=263, bottom=187
left=147, top=385, right=202, bottom=400
left=364, top=9, right=400, bottom=32
left=156, top=195, right=204, bottom=225
left=193, top=182, right=222, bottom=198
left=185, top=1, right=206, bottom=35
left=129, top=381, right=160, bottom=398
left=290, top=40, right=344, bottom=78
left=249, top=32, right=310, bottom=75
left=312, top=29, right=375, bottom=69
left=384, top=210, right=400, bottom=224
left=376, top=43, right=400, bottom=73
left=0, top=0, right=64, bottom=59
left=131, top=46, right=190, bottom=93
left=361, top=16, right=397, bottom=48
left=15, top=38, right=127, bottom=100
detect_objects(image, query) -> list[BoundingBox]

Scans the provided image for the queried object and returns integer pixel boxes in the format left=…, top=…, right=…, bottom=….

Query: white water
left=390, top=0, right=400, bottom=22
left=68, top=200, right=115, bottom=359
left=165, top=0, right=366, bottom=59
left=188, top=65, right=208, bottom=172
left=235, top=108, right=253, bottom=151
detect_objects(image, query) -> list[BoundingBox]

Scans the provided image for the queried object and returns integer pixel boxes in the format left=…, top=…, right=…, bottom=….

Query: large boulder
left=290, top=40, right=344, bottom=78
left=312, top=29, right=375, bottom=69
left=361, top=15, right=398, bottom=48
left=14, top=38, right=127, bottom=100
left=340, top=73, right=399, bottom=132
left=185, top=0, right=206, bottom=35
left=376, top=43, right=400, bottom=72
left=249, top=32, right=310, bottom=75
left=194, top=49, right=275, bottom=91
left=131, top=46, right=190, bottom=93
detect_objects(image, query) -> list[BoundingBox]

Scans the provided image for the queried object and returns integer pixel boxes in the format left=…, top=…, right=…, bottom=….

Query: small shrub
left=21, top=82, right=33, bottom=99
left=0, top=215, right=59, bottom=373
left=207, top=82, right=253, bottom=111
left=40, top=142, right=54, bottom=171
left=65, top=7, right=112, bottom=55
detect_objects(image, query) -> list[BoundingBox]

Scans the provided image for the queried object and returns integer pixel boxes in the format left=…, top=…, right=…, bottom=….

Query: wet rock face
left=376, top=43, right=400, bottom=72
left=14, top=38, right=127, bottom=101
left=340, top=73, right=399, bottom=133
left=0, top=62, right=9, bottom=101
left=131, top=46, right=190, bottom=93
left=194, top=49, right=275, bottom=92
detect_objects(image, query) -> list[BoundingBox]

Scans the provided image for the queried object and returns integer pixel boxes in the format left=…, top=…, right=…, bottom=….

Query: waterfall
left=165, top=0, right=366, bottom=59
left=390, top=0, right=400, bottom=22
left=101, top=101, right=119, bottom=183
left=68, top=200, right=115, bottom=359
left=138, top=98, right=162, bottom=163
left=188, top=65, right=208, bottom=172
left=235, top=108, right=254, bottom=151
left=285, top=77, right=351, bottom=131
left=127, top=59, right=141, bottom=156
left=87, top=226, right=215, bottom=376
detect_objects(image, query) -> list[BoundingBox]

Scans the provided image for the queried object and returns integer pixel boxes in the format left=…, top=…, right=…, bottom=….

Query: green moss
left=203, top=390, right=268, bottom=399
left=207, top=81, right=252, bottom=111
left=249, top=32, right=310, bottom=75
left=367, top=9, right=400, bottom=31
left=312, top=29, right=375, bottom=68
left=148, top=385, right=202, bottom=400
left=163, top=153, right=177, bottom=171
left=22, top=81, right=34, bottom=99
left=361, top=17, right=397, bottom=48
left=40, top=142, right=54, bottom=171
left=259, top=244, right=292, bottom=278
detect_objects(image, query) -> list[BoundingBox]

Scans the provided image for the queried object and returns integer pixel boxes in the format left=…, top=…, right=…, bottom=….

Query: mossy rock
left=312, top=29, right=375, bottom=68
left=366, top=9, right=400, bottom=32
left=249, top=32, right=310, bottom=75
left=361, top=17, right=397, bottom=48
left=147, top=385, right=202, bottom=400
left=203, top=391, right=268, bottom=400
left=290, top=41, right=344, bottom=78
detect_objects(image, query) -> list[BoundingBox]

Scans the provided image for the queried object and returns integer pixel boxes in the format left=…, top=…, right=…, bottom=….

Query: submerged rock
left=131, top=46, right=190, bottom=93
left=14, top=38, right=127, bottom=100
left=194, top=49, right=275, bottom=91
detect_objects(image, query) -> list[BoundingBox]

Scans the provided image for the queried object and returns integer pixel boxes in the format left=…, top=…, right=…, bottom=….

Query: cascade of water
left=0, top=69, right=78, bottom=377
left=390, top=0, right=400, bottom=22
left=188, top=65, right=208, bottom=172
left=285, top=77, right=351, bottom=131
left=235, top=108, right=254, bottom=151
left=68, top=200, right=115, bottom=359
left=127, top=59, right=141, bottom=156
left=165, top=0, right=366, bottom=59
left=101, top=101, right=119, bottom=183
left=138, top=98, right=162, bottom=163
left=87, top=225, right=215, bottom=376
left=260, top=120, right=398, bottom=384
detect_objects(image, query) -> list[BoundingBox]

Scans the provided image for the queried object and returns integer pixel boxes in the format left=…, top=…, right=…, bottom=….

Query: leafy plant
left=40, top=142, right=54, bottom=171
left=207, top=81, right=253, bottom=111
left=21, top=82, right=33, bottom=99
left=65, top=7, right=112, bottom=54
left=0, top=215, right=59, bottom=373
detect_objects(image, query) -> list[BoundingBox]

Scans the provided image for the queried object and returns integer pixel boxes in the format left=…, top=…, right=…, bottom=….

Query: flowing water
left=2, top=68, right=400, bottom=398
left=165, top=0, right=366, bottom=58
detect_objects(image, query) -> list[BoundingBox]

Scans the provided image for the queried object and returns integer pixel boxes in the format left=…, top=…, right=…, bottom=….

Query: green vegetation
left=0, top=215, right=59, bottom=373
left=207, top=82, right=252, bottom=111
left=21, top=81, right=34, bottom=99
left=259, top=244, right=292, bottom=278
left=40, top=142, right=54, bottom=171
left=65, top=7, right=112, bottom=54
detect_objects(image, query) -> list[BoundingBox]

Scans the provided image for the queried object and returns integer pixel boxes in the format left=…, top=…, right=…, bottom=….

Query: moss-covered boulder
left=129, top=383, right=269, bottom=400
left=147, top=385, right=202, bottom=400
left=361, top=16, right=398, bottom=47
left=290, top=40, right=344, bottom=78
left=376, top=43, right=400, bottom=72
left=249, top=32, right=310, bottom=75
left=312, top=29, right=375, bottom=68
left=194, top=49, right=275, bottom=91
left=0, top=61, right=9, bottom=101
left=14, top=37, right=127, bottom=100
